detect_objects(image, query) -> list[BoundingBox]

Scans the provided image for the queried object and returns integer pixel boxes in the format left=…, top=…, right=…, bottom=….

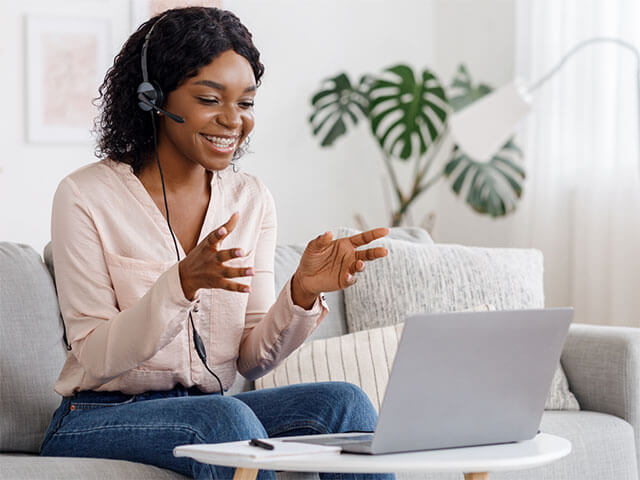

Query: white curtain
left=514, top=0, right=640, bottom=326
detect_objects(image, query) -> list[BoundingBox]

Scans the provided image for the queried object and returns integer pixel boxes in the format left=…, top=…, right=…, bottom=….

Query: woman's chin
left=198, top=154, right=234, bottom=172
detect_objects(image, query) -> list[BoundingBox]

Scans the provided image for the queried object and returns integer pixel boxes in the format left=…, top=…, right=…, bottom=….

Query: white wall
left=0, top=0, right=518, bottom=254
left=430, top=0, right=519, bottom=247
left=0, top=1, right=132, bottom=253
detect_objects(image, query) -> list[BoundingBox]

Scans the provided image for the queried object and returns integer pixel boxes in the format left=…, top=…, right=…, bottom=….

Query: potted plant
left=308, top=64, right=525, bottom=229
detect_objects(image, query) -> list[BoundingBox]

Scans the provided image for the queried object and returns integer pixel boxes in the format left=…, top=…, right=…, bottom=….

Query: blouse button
left=193, top=304, right=200, bottom=313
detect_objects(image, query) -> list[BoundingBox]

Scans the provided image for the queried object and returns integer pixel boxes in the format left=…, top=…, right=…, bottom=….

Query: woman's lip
left=201, top=133, right=240, bottom=139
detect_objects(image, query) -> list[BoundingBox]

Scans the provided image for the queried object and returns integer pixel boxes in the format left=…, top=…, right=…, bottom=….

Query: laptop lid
left=370, top=308, right=573, bottom=454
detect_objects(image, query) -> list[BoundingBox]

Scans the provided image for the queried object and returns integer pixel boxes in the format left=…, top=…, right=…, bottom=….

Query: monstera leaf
left=448, top=65, right=492, bottom=111
left=368, top=64, right=448, bottom=160
left=309, top=73, right=372, bottom=147
left=444, top=65, right=525, bottom=217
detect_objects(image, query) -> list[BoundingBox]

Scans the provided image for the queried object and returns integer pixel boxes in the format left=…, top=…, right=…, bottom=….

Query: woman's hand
left=178, top=212, right=253, bottom=300
left=291, top=228, right=390, bottom=309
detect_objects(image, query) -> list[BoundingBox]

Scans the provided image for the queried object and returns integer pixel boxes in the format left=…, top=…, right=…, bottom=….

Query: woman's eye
left=197, top=97, right=219, bottom=104
left=240, top=102, right=255, bottom=108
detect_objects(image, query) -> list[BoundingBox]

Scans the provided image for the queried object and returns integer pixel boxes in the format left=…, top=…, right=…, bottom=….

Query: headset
left=137, top=16, right=184, bottom=124
left=137, top=14, right=225, bottom=395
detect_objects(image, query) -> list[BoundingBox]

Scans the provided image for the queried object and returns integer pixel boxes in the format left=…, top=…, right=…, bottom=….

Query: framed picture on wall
left=25, top=16, right=112, bottom=143
left=131, top=0, right=222, bottom=31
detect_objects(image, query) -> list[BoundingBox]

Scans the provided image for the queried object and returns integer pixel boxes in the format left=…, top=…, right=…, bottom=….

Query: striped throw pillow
left=256, top=323, right=404, bottom=411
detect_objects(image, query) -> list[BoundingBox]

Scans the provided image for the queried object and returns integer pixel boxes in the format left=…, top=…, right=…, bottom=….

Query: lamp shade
left=449, top=79, right=533, bottom=161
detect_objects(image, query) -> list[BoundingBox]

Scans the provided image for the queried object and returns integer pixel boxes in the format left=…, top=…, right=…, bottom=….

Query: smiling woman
left=95, top=7, right=263, bottom=175
left=38, top=6, right=393, bottom=480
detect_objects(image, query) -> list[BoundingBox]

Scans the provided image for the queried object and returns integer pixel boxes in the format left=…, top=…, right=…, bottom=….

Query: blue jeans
left=40, top=381, right=396, bottom=480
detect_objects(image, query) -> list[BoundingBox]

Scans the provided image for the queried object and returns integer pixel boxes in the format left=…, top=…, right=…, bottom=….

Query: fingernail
left=245, top=268, right=254, bottom=276
left=243, top=286, right=250, bottom=293
left=235, top=248, right=244, bottom=257
left=347, top=273, right=354, bottom=282
left=218, top=227, right=227, bottom=236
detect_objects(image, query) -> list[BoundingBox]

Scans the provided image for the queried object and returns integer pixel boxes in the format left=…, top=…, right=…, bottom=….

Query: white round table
left=174, top=432, right=571, bottom=480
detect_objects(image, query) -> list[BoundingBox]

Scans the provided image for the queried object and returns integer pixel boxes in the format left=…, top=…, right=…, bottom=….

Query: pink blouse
left=51, top=159, right=328, bottom=397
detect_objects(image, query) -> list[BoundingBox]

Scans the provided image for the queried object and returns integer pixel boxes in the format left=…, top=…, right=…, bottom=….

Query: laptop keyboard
left=282, top=433, right=373, bottom=447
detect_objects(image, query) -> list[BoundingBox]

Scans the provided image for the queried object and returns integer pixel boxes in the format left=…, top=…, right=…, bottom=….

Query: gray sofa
left=1, top=238, right=639, bottom=479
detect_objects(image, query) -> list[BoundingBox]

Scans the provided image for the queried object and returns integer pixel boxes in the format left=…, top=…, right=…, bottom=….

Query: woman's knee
left=312, top=381, right=378, bottom=432
left=180, top=395, right=268, bottom=443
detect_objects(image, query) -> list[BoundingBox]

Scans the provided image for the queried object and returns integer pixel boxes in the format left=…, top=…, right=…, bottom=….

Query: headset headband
left=140, top=14, right=167, bottom=84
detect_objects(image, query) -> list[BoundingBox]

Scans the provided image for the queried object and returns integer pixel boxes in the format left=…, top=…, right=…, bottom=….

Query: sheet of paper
left=176, top=439, right=341, bottom=460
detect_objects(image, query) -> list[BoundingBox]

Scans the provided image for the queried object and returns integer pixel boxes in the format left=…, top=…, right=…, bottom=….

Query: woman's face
left=160, top=49, right=257, bottom=171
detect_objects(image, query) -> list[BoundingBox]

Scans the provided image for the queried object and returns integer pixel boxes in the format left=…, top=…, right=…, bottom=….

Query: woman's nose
left=217, top=107, right=242, bottom=129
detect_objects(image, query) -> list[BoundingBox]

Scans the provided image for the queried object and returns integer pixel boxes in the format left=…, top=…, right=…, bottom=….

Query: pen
left=249, top=438, right=274, bottom=450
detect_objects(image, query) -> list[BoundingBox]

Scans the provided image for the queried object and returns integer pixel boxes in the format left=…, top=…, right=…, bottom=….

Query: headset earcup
left=137, top=81, right=163, bottom=112
left=151, top=81, right=164, bottom=107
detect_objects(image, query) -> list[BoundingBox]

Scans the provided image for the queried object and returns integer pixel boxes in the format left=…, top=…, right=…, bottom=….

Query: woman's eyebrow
left=193, top=79, right=256, bottom=93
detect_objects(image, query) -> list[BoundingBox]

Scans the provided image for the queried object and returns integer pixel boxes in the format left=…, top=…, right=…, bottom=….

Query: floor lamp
left=449, top=37, right=640, bottom=173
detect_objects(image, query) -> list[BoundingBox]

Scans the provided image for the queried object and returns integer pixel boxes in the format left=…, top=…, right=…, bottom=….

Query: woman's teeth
left=202, top=134, right=237, bottom=149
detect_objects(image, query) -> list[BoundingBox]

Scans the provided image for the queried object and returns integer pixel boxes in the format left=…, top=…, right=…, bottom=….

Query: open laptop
left=283, top=308, right=573, bottom=455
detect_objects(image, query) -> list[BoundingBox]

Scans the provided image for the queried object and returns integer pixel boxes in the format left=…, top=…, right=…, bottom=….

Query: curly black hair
left=94, top=7, right=264, bottom=174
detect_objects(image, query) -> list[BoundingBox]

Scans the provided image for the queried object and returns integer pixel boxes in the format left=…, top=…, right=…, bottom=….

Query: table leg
left=464, top=473, right=489, bottom=480
left=233, top=467, right=258, bottom=480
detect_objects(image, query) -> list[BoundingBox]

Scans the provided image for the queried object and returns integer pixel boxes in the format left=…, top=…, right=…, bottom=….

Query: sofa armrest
left=561, top=323, right=640, bottom=462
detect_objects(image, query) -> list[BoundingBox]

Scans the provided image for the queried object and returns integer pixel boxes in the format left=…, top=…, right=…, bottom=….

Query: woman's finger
left=216, top=247, right=246, bottom=263
left=218, top=279, right=251, bottom=293
left=311, top=231, right=333, bottom=249
left=348, top=259, right=365, bottom=275
left=206, top=212, right=240, bottom=250
left=220, top=266, right=254, bottom=279
left=345, top=271, right=357, bottom=286
left=349, top=227, right=389, bottom=247
left=355, top=246, right=388, bottom=261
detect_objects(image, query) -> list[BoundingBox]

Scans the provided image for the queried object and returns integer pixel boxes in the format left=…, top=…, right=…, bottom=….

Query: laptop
left=283, top=308, right=573, bottom=455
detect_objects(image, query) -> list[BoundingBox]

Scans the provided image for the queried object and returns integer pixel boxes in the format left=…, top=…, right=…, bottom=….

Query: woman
left=40, top=7, right=394, bottom=480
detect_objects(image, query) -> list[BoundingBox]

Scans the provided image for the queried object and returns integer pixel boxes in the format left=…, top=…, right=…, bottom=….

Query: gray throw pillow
left=345, top=239, right=545, bottom=331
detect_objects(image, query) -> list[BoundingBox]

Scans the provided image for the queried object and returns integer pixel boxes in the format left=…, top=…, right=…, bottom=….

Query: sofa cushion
left=0, top=453, right=185, bottom=479
left=0, top=243, right=67, bottom=453
left=496, top=411, right=638, bottom=480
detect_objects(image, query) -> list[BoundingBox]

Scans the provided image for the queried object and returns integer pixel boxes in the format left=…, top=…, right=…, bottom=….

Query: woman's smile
left=199, top=133, right=240, bottom=153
